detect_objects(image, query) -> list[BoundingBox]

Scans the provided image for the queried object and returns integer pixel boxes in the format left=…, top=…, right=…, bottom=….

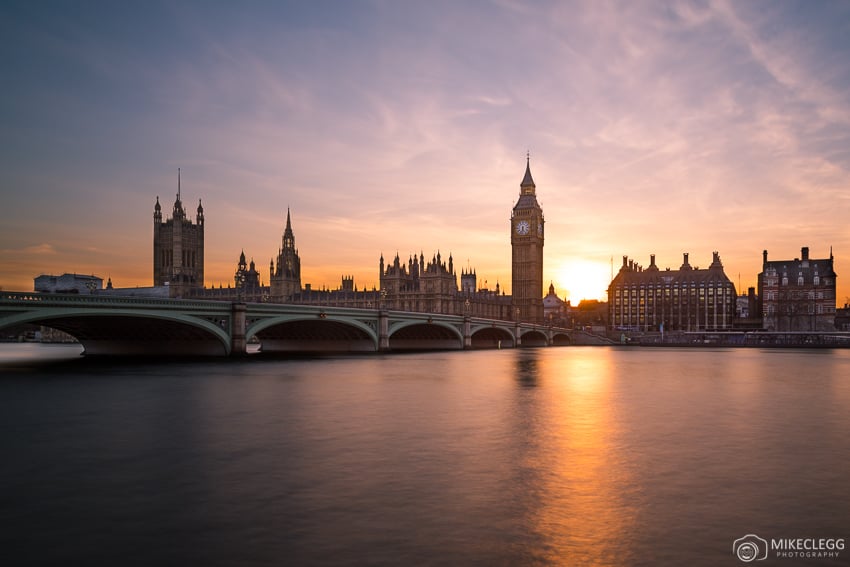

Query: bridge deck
left=1, top=292, right=577, bottom=356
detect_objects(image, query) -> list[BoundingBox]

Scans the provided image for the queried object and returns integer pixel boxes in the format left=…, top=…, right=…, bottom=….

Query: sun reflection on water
left=513, top=349, right=639, bottom=565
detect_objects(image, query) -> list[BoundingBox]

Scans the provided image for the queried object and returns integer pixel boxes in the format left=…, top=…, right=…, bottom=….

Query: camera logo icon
left=733, top=534, right=769, bottom=562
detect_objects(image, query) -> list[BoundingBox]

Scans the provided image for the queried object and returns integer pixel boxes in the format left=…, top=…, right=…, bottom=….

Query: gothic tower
left=511, top=156, right=544, bottom=323
left=270, top=208, right=302, bottom=302
left=153, top=169, right=204, bottom=297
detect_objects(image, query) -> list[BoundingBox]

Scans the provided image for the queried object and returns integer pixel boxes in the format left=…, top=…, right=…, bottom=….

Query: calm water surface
left=1, top=344, right=849, bottom=566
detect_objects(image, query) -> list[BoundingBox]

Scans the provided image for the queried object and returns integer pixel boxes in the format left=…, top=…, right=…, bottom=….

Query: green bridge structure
left=0, top=292, right=592, bottom=356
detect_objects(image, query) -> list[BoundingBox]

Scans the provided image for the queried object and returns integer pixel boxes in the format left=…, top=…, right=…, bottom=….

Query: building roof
left=521, top=156, right=536, bottom=189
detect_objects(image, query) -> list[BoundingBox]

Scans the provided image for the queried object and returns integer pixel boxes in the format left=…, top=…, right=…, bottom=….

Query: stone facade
left=374, top=251, right=511, bottom=318
left=153, top=170, right=204, bottom=297
left=269, top=209, right=302, bottom=302
left=511, top=157, right=544, bottom=323
left=608, top=252, right=737, bottom=331
left=758, top=247, right=837, bottom=331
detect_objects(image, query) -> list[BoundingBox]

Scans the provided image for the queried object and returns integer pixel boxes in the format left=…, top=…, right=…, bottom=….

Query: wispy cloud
left=1, top=1, right=849, bottom=300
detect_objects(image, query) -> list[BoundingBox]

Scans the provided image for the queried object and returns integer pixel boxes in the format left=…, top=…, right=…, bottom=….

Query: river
left=1, top=344, right=848, bottom=566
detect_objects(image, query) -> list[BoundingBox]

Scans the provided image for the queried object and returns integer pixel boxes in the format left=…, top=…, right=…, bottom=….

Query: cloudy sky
left=2, top=0, right=849, bottom=303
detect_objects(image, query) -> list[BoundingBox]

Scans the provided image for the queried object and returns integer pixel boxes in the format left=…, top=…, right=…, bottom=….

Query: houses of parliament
left=153, top=159, right=547, bottom=323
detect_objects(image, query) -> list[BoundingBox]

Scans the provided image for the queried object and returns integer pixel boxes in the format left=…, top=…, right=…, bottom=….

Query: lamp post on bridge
left=230, top=272, right=247, bottom=356
left=463, top=299, right=472, bottom=349
left=378, top=288, right=389, bottom=351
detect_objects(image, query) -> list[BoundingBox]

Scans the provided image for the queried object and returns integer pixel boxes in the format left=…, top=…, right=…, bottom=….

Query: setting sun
left=554, top=259, right=611, bottom=304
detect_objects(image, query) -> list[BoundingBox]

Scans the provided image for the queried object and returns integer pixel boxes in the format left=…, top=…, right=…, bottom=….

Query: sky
left=2, top=0, right=849, bottom=304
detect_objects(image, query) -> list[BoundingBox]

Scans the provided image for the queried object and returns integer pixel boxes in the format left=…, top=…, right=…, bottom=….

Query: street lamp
left=235, top=271, right=245, bottom=302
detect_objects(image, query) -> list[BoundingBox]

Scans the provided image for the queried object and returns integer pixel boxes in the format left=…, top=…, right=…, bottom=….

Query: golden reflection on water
left=515, top=350, right=638, bottom=566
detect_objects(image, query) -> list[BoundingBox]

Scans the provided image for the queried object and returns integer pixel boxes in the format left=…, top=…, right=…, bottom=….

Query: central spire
left=521, top=153, right=536, bottom=193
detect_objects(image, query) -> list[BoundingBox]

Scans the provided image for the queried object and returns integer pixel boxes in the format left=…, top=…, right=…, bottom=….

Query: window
left=814, top=276, right=820, bottom=285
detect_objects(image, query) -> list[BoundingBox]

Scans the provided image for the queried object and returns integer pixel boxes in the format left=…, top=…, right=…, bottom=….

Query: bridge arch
left=468, top=324, right=516, bottom=348
left=519, top=329, right=549, bottom=347
left=0, top=308, right=232, bottom=356
left=248, top=315, right=378, bottom=352
left=387, top=319, right=464, bottom=350
left=551, top=331, right=572, bottom=346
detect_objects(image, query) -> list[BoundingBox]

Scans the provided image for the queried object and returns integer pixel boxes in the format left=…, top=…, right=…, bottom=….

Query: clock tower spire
left=511, top=155, right=544, bottom=323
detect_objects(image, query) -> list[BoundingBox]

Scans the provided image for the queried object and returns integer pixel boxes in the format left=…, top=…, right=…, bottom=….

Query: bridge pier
left=378, top=309, right=390, bottom=351
left=231, top=302, right=247, bottom=356
left=463, top=316, right=472, bottom=349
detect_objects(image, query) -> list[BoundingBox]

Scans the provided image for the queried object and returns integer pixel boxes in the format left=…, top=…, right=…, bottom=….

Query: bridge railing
left=0, top=292, right=575, bottom=335
left=0, top=291, right=230, bottom=310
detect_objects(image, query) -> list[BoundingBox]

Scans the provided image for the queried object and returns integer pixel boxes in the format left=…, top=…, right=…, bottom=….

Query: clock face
left=515, top=220, right=530, bottom=235
left=537, top=223, right=543, bottom=236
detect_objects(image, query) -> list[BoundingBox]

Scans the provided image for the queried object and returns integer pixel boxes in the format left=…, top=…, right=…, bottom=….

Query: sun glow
left=554, top=260, right=611, bottom=304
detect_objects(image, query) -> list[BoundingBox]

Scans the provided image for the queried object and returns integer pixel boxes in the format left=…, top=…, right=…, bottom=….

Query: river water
left=1, top=344, right=849, bottom=566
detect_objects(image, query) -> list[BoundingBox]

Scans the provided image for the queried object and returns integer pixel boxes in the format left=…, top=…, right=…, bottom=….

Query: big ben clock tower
left=511, top=156, right=544, bottom=323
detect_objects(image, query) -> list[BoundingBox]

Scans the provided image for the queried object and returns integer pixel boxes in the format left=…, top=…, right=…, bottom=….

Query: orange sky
left=2, top=2, right=849, bottom=305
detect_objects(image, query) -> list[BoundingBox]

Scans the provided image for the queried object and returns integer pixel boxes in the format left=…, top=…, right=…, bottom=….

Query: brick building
left=608, top=252, right=736, bottom=332
left=757, top=246, right=837, bottom=331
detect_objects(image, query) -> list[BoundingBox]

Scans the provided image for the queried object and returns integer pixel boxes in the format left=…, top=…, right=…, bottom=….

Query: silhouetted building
left=460, top=268, right=477, bottom=293
left=757, top=246, right=837, bottom=331
left=153, top=169, right=204, bottom=296
left=511, top=156, right=544, bottom=323
left=835, top=304, right=850, bottom=331
left=35, top=273, right=103, bottom=294
left=542, top=282, right=567, bottom=325
left=380, top=251, right=456, bottom=312
left=608, top=252, right=736, bottom=331
left=372, top=251, right=511, bottom=318
left=573, top=299, right=609, bottom=331
left=180, top=159, right=546, bottom=322
left=270, top=208, right=302, bottom=302
left=235, top=251, right=261, bottom=289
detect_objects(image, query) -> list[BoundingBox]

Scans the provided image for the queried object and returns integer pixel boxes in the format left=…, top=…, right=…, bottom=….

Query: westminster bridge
left=0, top=292, right=592, bottom=357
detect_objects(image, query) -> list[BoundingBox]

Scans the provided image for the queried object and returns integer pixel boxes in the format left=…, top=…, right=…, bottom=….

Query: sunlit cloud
left=1, top=1, right=848, bottom=302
